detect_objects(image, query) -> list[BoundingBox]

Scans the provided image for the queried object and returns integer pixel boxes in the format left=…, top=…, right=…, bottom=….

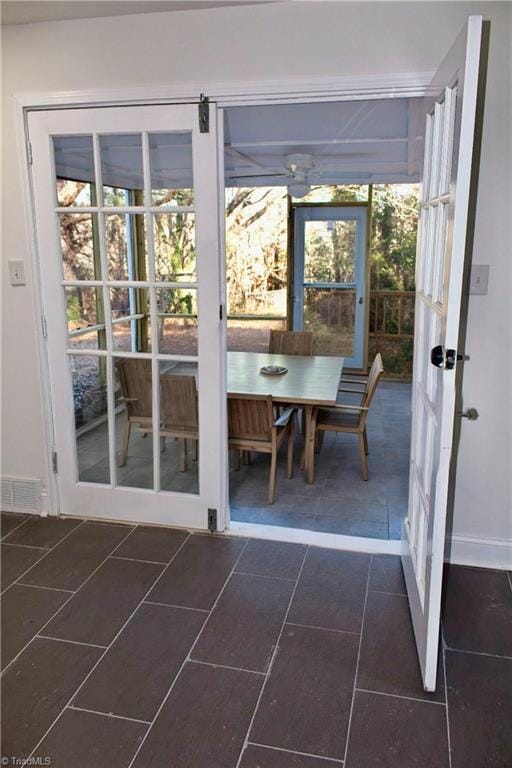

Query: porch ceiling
left=52, top=97, right=423, bottom=191
left=224, top=98, right=424, bottom=186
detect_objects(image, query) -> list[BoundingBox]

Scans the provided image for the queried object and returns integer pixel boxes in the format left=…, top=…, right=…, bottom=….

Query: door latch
left=431, top=346, right=468, bottom=370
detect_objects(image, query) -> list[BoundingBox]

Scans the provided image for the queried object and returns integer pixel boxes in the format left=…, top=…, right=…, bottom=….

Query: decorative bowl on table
left=260, top=365, right=288, bottom=376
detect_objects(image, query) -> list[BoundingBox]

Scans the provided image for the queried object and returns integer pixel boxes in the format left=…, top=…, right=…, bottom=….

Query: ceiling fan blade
left=225, top=171, right=289, bottom=180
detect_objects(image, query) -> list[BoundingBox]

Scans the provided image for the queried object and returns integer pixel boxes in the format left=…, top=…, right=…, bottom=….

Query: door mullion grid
left=142, top=131, right=160, bottom=492
left=93, top=133, right=117, bottom=488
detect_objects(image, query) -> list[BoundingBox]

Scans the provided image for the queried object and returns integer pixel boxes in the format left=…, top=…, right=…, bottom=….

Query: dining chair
left=160, top=373, right=199, bottom=472
left=269, top=330, right=313, bottom=356
left=116, top=358, right=152, bottom=467
left=228, top=394, right=295, bottom=504
left=116, top=359, right=199, bottom=472
left=307, top=353, right=384, bottom=482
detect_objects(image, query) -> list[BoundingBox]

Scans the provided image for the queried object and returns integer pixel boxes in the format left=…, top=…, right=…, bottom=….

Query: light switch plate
left=8, top=259, right=26, bottom=286
left=469, top=264, right=489, bottom=295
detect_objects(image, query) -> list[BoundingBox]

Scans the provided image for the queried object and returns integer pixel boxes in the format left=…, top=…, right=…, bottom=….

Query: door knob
left=430, top=345, right=445, bottom=368
left=460, top=408, right=479, bottom=420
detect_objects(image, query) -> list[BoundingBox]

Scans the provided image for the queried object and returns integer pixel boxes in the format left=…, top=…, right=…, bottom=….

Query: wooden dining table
left=228, top=351, right=344, bottom=483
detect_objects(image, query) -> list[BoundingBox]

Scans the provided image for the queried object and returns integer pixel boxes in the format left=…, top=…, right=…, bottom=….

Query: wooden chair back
left=359, top=353, right=384, bottom=426
left=160, top=374, right=198, bottom=432
left=227, top=394, right=274, bottom=443
left=116, top=358, right=152, bottom=418
left=269, top=330, right=313, bottom=356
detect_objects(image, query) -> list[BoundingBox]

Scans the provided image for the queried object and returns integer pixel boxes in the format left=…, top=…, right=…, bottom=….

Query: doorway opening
left=223, top=99, right=420, bottom=541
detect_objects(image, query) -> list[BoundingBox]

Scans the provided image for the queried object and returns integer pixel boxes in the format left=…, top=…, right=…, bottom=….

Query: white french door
left=292, top=206, right=367, bottom=369
left=28, top=103, right=225, bottom=530
left=403, top=16, right=484, bottom=690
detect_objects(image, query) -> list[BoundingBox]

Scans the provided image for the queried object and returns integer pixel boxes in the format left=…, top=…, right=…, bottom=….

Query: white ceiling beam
left=408, top=99, right=422, bottom=176
left=228, top=136, right=408, bottom=149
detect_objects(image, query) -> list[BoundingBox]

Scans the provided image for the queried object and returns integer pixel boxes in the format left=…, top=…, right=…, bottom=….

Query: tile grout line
left=247, top=741, right=344, bottom=764
left=125, top=535, right=251, bottom=768
left=0, top=521, right=133, bottom=677
left=232, top=569, right=297, bottom=582
left=188, top=658, right=266, bottom=677
left=37, top=635, right=108, bottom=650
left=342, top=553, right=373, bottom=765
left=0, top=515, right=31, bottom=541
left=15, top=582, right=75, bottom=594
left=142, top=600, right=209, bottom=613
left=26, top=530, right=194, bottom=761
left=110, top=555, right=169, bottom=566
left=247, top=741, right=343, bottom=765
left=286, top=621, right=360, bottom=636
left=355, top=687, right=447, bottom=707
left=67, top=704, right=151, bottom=725
left=234, top=545, right=310, bottom=768
left=442, top=631, right=453, bottom=768
left=1, top=542, right=52, bottom=551
left=0, top=518, right=88, bottom=597
left=443, top=646, right=512, bottom=661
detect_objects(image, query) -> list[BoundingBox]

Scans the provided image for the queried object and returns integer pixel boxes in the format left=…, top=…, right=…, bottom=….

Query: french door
left=403, top=16, right=484, bottom=690
left=292, top=206, right=367, bottom=368
left=28, top=103, right=225, bottom=530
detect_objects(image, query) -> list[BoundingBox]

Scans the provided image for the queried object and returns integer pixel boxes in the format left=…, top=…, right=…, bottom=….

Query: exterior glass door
left=28, top=104, right=224, bottom=530
left=292, top=206, right=367, bottom=368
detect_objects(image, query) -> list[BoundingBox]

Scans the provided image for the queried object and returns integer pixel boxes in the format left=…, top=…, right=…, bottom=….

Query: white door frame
left=15, top=69, right=432, bottom=550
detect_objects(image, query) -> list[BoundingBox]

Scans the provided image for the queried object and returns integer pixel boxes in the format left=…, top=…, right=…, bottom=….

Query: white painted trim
left=448, top=535, right=512, bottom=570
left=228, top=521, right=404, bottom=555
left=15, top=71, right=433, bottom=111
left=13, top=99, right=58, bottom=516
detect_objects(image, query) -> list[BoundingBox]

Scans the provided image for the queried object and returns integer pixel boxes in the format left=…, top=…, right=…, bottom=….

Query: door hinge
left=198, top=94, right=209, bottom=133
left=219, top=304, right=223, bottom=321
left=207, top=508, right=217, bottom=532
left=41, top=315, right=48, bottom=338
left=26, top=140, right=33, bottom=165
left=52, top=451, right=58, bottom=474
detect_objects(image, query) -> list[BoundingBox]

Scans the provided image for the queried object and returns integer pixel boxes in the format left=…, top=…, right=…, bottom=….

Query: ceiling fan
left=225, top=149, right=371, bottom=197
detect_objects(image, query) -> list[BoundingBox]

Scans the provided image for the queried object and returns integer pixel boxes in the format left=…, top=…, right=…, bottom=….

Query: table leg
left=304, top=405, right=315, bottom=484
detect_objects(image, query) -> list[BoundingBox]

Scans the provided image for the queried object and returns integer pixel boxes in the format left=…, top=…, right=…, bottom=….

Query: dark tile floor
left=231, top=381, right=412, bottom=539
left=1, top=512, right=511, bottom=767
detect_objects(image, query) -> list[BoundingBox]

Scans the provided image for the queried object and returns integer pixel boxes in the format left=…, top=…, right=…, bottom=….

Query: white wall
left=2, top=2, right=510, bottom=562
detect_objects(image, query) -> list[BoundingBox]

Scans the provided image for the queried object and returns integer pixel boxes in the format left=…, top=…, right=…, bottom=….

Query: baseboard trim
left=447, top=534, right=512, bottom=570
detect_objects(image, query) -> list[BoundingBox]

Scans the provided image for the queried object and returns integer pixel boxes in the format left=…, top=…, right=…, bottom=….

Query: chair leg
left=233, top=450, right=240, bottom=471
left=179, top=438, right=187, bottom=472
left=117, top=420, right=131, bottom=467
left=315, top=430, right=325, bottom=454
left=192, top=439, right=198, bottom=462
left=160, top=436, right=166, bottom=453
left=358, top=433, right=368, bottom=481
left=268, top=449, right=277, bottom=504
left=363, top=427, right=369, bottom=455
left=286, top=420, right=295, bottom=479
